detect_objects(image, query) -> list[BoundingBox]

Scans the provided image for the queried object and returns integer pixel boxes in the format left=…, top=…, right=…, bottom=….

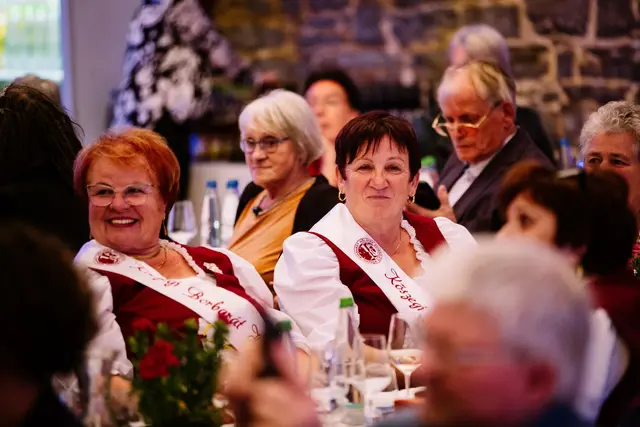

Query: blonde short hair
left=238, top=89, right=324, bottom=165
left=437, top=61, right=516, bottom=106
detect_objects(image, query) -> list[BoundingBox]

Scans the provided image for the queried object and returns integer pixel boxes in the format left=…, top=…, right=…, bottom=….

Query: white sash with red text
left=76, top=240, right=263, bottom=350
left=311, top=204, right=432, bottom=326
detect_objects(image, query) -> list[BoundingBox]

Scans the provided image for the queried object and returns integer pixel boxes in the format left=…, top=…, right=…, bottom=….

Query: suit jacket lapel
left=438, top=156, right=467, bottom=191
left=453, top=130, right=529, bottom=222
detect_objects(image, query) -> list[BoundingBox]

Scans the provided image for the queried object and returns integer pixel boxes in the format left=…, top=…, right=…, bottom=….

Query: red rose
left=217, top=311, right=231, bottom=325
left=138, top=339, right=180, bottom=380
left=132, top=318, right=157, bottom=334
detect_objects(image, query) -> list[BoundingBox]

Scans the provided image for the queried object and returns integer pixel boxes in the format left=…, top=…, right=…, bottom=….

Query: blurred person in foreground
left=303, top=68, right=361, bottom=185
left=408, top=61, right=553, bottom=233
left=0, top=222, right=96, bottom=427
left=497, top=161, right=640, bottom=426
left=227, top=238, right=594, bottom=427
left=274, top=111, right=474, bottom=352
left=73, top=128, right=307, bottom=379
left=230, top=90, right=338, bottom=289
left=112, top=0, right=277, bottom=199
left=413, top=24, right=555, bottom=171
left=0, top=83, right=89, bottom=252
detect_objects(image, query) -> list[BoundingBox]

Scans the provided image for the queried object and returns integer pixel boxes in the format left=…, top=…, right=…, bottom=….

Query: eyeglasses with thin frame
left=86, top=183, right=155, bottom=207
left=240, top=136, right=289, bottom=154
left=431, top=101, right=502, bottom=137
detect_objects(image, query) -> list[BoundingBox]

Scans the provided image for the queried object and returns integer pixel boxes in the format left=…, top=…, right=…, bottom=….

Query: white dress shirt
left=273, top=217, right=476, bottom=352
left=448, top=132, right=517, bottom=207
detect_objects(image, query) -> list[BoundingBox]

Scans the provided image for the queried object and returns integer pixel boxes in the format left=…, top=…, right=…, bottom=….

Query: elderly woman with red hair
left=73, top=128, right=305, bottom=377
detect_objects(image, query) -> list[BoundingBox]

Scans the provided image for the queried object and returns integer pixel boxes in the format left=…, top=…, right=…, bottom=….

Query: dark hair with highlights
left=498, top=160, right=637, bottom=275
left=0, top=222, right=97, bottom=381
left=0, top=84, right=83, bottom=186
left=335, top=111, right=421, bottom=180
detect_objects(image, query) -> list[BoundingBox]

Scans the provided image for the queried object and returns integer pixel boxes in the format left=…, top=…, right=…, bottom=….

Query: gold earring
left=409, top=194, right=416, bottom=204
left=338, top=191, right=346, bottom=202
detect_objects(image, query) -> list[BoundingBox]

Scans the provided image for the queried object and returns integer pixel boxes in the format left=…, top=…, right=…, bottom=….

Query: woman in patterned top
left=111, top=0, right=268, bottom=199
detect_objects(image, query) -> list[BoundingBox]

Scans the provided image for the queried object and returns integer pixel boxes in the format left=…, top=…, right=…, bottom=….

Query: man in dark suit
left=413, top=24, right=556, bottom=173
left=407, top=61, right=554, bottom=233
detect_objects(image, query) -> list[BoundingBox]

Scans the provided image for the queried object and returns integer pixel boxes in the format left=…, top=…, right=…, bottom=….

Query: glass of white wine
left=167, top=201, right=197, bottom=245
left=388, top=314, right=423, bottom=397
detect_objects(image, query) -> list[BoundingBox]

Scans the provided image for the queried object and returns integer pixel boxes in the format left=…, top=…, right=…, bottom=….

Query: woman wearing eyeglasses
left=227, top=90, right=338, bottom=290
left=73, top=128, right=308, bottom=378
left=496, top=160, right=640, bottom=427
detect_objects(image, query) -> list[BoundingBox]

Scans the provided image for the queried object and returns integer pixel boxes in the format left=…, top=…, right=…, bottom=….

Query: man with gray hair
left=413, top=25, right=555, bottom=172
left=580, top=100, right=640, bottom=228
left=225, top=238, right=594, bottom=427
left=409, top=61, right=553, bottom=233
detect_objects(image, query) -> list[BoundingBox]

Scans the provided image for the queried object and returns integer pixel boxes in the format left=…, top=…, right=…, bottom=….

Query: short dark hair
left=303, top=68, right=362, bottom=111
left=498, top=161, right=637, bottom=276
left=0, top=222, right=97, bottom=382
left=335, top=111, right=421, bottom=180
left=0, top=84, right=83, bottom=187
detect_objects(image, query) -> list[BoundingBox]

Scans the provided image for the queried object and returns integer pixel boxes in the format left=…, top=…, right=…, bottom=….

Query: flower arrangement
left=126, top=318, right=229, bottom=427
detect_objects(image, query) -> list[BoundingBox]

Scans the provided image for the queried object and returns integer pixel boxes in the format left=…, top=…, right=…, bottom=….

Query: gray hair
left=449, top=24, right=514, bottom=80
left=238, top=89, right=324, bottom=165
left=437, top=61, right=516, bottom=106
left=430, top=238, right=592, bottom=403
left=579, top=101, right=640, bottom=158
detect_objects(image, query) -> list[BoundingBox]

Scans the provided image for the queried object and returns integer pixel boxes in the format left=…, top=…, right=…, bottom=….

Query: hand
left=225, top=341, right=320, bottom=427
left=406, top=185, right=457, bottom=223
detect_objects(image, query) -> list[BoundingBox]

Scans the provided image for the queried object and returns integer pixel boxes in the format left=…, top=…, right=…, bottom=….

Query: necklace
left=254, top=177, right=315, bottom=216
left=388, top=230, right=403, bottom=256
left=134, top=246, right=168, bottom=270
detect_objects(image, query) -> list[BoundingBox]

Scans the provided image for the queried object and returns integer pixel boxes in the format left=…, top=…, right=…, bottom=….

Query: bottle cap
left=421, top=156, right=436, bottom=168
left=339, top=297, right=354, bottom=308
left=226, top=179, right=239, bottom=189
left=559, top=138, right=570, bottom=147
left=276, top=320, right=292, bottom=332
left=206, top=180, right=217, bottom=189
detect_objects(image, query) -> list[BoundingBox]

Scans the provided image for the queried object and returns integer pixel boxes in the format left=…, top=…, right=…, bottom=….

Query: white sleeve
left=274, top=232, right=357, bottom=352
left=215, top=248, right=309, bottom=352
left=434, top=217, right=476, bottom=250
left=574, top=308, right=629, bottom=421
left=82, top=268, right=133, bottom=378
left=214, top=247, right=274, bottom=308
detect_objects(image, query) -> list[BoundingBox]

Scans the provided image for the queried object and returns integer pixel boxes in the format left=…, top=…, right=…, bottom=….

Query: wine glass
left=309, top=346, right=348, bottom=425
left=167, top=201, right=197, bottom=245
left=388, top=314, right=423, bottom=397
left=351, top=334, right=395, bottom=424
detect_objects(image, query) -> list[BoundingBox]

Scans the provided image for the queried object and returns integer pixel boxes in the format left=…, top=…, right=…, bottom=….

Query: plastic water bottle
left=418, top=156, right=438, bottom=188
left=200, top=180, right=221, bottom=247
left=220, top=179, right=240, bottom=247
left=559, top=138, right=576, bottom=170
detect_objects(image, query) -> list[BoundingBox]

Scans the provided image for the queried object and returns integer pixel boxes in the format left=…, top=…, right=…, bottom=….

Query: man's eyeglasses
left=86, top=183, right=154, bottom=207
left=240, top=136, right=289, bottom=154
left=431, top=101, right=502, bottom=137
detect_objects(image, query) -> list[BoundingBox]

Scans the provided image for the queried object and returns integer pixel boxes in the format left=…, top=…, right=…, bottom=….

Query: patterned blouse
left=111, top=0, right=251, bottom=129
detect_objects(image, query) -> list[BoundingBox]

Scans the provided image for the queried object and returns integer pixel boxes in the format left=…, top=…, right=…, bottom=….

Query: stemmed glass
left=388, top=314, right=423, bottom=397
left=351, top=334, right=395, bottom=424
left=167, top=201, right=197, bottom=245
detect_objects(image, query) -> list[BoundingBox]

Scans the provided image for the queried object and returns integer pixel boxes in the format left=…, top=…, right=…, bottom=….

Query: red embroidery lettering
left=183, top=287, right=248, bottom=329
left=384, top=269, right=425, bottom=311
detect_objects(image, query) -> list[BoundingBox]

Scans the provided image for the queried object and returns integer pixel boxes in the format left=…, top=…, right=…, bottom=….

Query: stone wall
left=211, top=0, right=640, bottom=144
